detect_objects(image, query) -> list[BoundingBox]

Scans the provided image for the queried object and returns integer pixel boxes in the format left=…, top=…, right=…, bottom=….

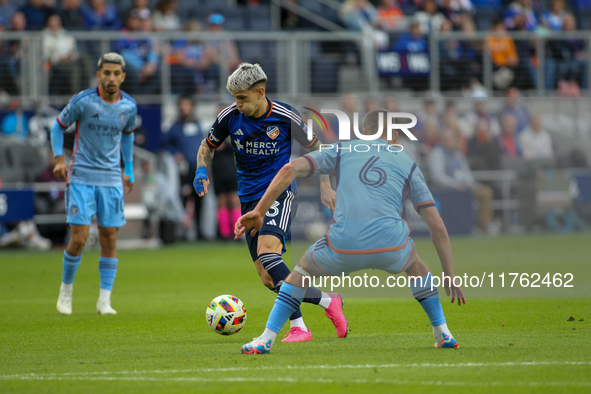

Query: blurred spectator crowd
left=1, top=88, right=591, bottom=248
left=305, top=88, right=590, bottom=234
left=0, top=0, right=590, bottom=97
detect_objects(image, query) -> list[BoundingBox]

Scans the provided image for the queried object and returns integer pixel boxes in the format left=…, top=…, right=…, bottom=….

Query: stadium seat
left=297, top=0, right=326, bottom=31
left=0, top=139, right=44, bottom=183
left=244, top=5, right=272, bottom=31
left=311, top=57, right=339, bottom=93
left=475, top=8, right=501, bottom=31
left=237, top=41, right=278, bottom=93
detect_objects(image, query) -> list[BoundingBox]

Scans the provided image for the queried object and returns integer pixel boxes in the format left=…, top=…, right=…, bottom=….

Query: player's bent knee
left=405, top=253, right=429, bottom=277
left=261, top=275, right=274, bottom=289
left=68, top=236, right=87, bottom=255
left=293, top=264, right=312, bottom=278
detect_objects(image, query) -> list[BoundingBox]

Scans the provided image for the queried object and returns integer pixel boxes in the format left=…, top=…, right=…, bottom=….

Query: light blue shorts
left=65, top=183, right=126, bottom=228
left=305, top=235, right=415, bottom=276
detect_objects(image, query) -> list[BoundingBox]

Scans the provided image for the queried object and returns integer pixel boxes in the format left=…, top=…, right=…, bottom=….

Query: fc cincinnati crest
left=266, top=126, right=279, bottom=139
left=118, top=112, right=127, bottom=125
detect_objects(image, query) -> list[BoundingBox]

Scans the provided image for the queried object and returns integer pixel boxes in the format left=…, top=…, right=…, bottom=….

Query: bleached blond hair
left=97, top=52, right=126, bottom=71
left=226, top=63, right=267, bottom=93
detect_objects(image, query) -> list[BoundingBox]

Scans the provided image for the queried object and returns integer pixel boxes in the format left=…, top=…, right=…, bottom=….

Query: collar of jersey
left=98, top=85, right=122, bottom=104
left=245, top=98, right=273, bottom=122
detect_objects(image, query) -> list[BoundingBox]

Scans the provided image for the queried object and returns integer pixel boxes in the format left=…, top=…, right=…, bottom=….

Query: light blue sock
left=62, top=251, right=82, bottom=284
left=409, top=273, right=446, bottom=327
left=266, top=283, right=306, bottom=333
left=98, top=257, right=118, bottom=291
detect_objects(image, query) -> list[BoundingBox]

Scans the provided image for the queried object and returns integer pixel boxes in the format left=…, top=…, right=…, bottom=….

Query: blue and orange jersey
left=206, top=98, right=318, bottom=202
left=56, top=86, right=137, bottom=186
left=304, top=139, right=434, bottom=253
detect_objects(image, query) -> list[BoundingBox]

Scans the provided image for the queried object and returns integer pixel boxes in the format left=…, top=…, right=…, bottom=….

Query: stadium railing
left=3, top=30, right=591, bottom=104
left=429, top=30, right=591, bottom=96
left=0, top=30, right=375, bottom=106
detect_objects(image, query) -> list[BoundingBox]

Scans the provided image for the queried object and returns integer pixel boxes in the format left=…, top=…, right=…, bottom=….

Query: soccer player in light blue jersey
left=51, top=53, right=137, bottom=315
left=194, top=63, right=348, bottom=343
left=236, top=108, right=466, bottom=354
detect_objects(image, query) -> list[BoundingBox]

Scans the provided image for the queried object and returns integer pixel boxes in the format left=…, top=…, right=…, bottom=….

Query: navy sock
left=258, top=253, right=302, bottom=320
left=62, top=251, right=82, bottom=284
left=409, top=273, right=446, bottom=326
left=259, top=252, right=324, bottom=305
left=98, top=257, right=118, bottom=291
left=303, top=286, right=322, bottom=305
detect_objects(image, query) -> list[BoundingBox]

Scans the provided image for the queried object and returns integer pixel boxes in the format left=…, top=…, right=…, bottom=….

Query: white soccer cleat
left=96, top=299, right=117, bottom=315
left=434, top=333, right=459, bottom=349
left=57, top=287, right=73, bottom=315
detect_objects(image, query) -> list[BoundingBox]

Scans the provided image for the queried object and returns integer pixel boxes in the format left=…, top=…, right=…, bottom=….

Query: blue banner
left=0, top=189, right=35, bottom=223
left=403, top=189, right=473, bottom=236
left=376, top=51, right=431, bottom=77
left=136, top=105, right=162, bottom=153
left=572, top=173, right=591, bottom=205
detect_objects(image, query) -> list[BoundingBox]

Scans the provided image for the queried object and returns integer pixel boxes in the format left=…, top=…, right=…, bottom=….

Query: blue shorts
left=241, top=190, right=298, bottom=261
left=65, top=183, right=126, bottom=228
left=305, top=235, right=415, bottom=276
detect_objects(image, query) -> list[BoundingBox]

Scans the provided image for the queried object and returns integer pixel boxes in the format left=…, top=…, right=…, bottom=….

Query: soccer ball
left=205, top=295, right=247, bottom=335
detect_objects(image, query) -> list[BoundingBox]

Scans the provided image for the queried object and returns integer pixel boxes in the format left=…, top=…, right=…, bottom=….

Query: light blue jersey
left=304, top=139, right=435, bottom=254
left=56, top=86, right=137, bottom=186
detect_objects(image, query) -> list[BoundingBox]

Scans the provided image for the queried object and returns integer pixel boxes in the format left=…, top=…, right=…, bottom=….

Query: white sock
left=99, top=288, right=111, bottom=301
left=258, top=328, right=278, bottom=344
left=289, top=316, right=307, bottom=330
left=433, top=323, right=452, bottom=340
left=318, top=294, right=331, bottom=309
left=61, top=282, right=73, bottom=292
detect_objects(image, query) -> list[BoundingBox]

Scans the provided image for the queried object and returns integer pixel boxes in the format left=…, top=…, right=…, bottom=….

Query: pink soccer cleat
left=325, top=293, right=349, bottom=338
left=281, top=327, right=312, bottom=343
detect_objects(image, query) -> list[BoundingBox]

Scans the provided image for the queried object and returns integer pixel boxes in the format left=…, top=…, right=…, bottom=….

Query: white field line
left=1, top=376, right=591, bottom=387
left=1, top=361, right=590, bottom=380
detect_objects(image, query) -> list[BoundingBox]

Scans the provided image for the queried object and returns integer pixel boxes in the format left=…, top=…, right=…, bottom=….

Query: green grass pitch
left=0, top=234, right=590, bottom=393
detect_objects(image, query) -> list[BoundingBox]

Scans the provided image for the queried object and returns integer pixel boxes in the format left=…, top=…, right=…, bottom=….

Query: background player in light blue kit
left=51, top=53, right=137, bottom=315
left=194, top=63, right=348, bottom=343
left=236, top=108, right=466, bottom=354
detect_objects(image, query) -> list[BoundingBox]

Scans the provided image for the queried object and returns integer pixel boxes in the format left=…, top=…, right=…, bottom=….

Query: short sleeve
left=205, top=107, right=233, bottom=149
left=290, top=107, right=318, bottom=149
left=57, top=94, right=83, bottom=128
left=303, top=146, right=339, bottom=177
left=408, top=164, right=436, bottom=212
left=123, top=106, right=137, bottom=133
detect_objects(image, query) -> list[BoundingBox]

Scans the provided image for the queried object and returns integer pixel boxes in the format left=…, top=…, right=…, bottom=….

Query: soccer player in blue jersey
left=194, top=63, right=348, bottom=342
left=51, top=53, right=137, bottom=315
left=236, top=108, right=466, bottom=354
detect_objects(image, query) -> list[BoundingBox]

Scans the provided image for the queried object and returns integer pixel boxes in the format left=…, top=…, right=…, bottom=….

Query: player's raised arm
left=194, top=104, right=233, bottom=197
left=234, top=157, right=312, bottom=239
left=419, top=206, right=465, bottom=305
left=51, top=92, right=83, bottom=179
left=50, top=120, right=68, bottom=179
left=193, top=139, right=214, bottom=197
left=306, top=139, right=336, bottom=214
left=121, top=132, right=135, bottom=194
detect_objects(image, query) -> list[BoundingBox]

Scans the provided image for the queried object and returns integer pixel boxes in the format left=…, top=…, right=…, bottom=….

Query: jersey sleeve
left=205, top=111, right=232, bottom=149
left=303, top=146, right=338, bottom=177
left=57, top=94, right=84, bottom=128
left=289, top=106, right=318, bottom=149
left=408, top=164, right=436, bottom=212
left=123, top=106, right=137, bottom=133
